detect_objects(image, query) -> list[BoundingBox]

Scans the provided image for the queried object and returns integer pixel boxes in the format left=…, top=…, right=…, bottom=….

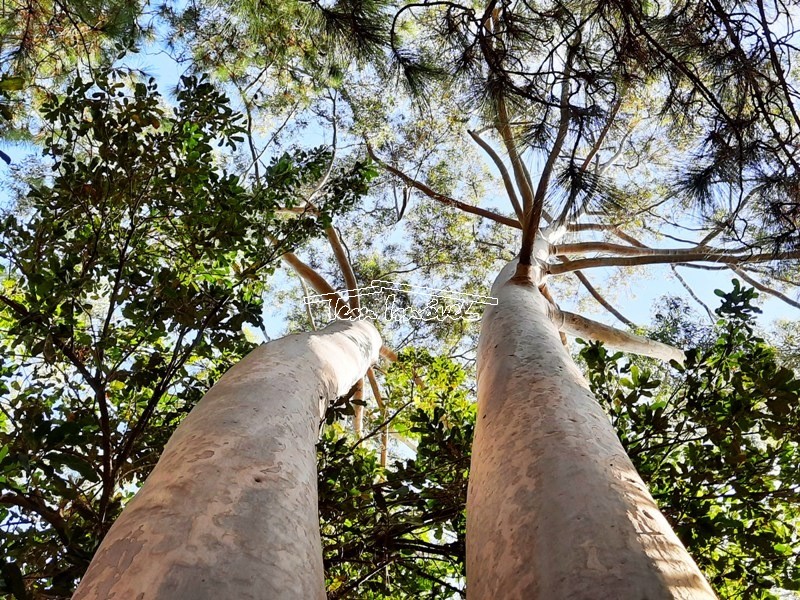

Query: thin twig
left=671, top=266, right=715, bottom=321
left=366, top=143, right=521, bottom=229
left=467, top=129, right=524, bottom=220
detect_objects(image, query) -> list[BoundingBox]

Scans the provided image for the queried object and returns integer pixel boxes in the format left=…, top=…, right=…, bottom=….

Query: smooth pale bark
left=551, top=307, right=686, bottom=364
left=467, top=261, right=716, bottom=599
left=548, top=247, right=800, bottom=273
left=74, top=319, right=381, bottom=600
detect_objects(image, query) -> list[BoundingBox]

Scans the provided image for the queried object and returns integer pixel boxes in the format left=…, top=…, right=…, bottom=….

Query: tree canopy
left=1, top=0, right=799, bottom=598
left=0, top=70, right=375, bottom=597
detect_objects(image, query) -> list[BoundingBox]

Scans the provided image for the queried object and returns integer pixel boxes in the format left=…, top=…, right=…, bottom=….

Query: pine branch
left=365, top=142, right=521, bottom=229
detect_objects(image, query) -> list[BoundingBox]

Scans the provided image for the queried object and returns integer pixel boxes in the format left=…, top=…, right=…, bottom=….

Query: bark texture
left=466, top=261, right=716, bottom=600
left=552, top=308, right=685, bottom=364
left=74, top=319, right=381, bottom=600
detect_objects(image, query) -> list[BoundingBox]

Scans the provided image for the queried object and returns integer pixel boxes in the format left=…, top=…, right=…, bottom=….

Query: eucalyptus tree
left=9, top=0, right=796, bottom=596
left=361, top=0, right=800, bottom=597
left=0, top=69, right=376, bottom=598
left=311, top=285, right=800, bottom=599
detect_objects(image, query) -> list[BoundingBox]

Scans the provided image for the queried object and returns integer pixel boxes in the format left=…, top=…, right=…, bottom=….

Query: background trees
left=0, top=71, right=374, bottom=597
left=0, top=0, right=799, bottom=597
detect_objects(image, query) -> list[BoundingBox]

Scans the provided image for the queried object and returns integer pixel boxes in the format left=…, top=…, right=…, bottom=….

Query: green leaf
left=0, top=76, right=24, bottom=92
left=46, top=452, right=100, bottom=483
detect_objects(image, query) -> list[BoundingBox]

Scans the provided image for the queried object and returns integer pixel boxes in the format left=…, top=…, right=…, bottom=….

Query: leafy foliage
left=0, top=0, right=145, bottom=138
left=162, top=0, right=390, bottom=107
left=319, top=349, right=473, bottom=599
left=314, top=285, right=800, bottom=600
left=581, top=284, right=800, bottom=598
left=0, top=70, right=375, bottom=598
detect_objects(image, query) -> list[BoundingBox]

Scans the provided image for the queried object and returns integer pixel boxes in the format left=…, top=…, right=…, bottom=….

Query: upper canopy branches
left=388, top=0, right=800, bottom=262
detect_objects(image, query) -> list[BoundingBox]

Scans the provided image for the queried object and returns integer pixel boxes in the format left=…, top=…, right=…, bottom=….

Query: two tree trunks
left=73, top=320, right=380, bottom=600
left=466, top=261, right=716, bottom=599
left=74, top=260, right=715, bottom=599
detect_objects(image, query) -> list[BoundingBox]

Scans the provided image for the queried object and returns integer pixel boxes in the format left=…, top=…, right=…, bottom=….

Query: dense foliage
left=582, top=284, right=800, bottom=599
left=1, top=0, right=799, bottom=597
left=314, top=287, right=800, bottom=599
left=0, top=71, right=375, bottom=597
left=320, top=349, right=472, bottom=599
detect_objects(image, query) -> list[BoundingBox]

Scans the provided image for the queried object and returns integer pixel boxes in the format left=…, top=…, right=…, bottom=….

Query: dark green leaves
left=0, top=76, right=24, bottom=92
left=0, top=70, right=375, bottom=598
left=580, top=285, right=800, bottom=598
left=46, top=453, right=100, bottom=483
left=318, top=349, right=473, bottom=598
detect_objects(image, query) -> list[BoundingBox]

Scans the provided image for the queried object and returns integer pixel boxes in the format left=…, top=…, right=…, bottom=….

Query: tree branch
left=532, top=36, right=577, bottom=233
left=365, top=143, right=521, bottom=229
left=730, top=266, right=800, bottom=311
left=367, top=368, right=389, bottom=467
left=352, top=379, right=365, bottom=437
left=564, top=223, right=647, bottom=249
left=325, top=226, right=360, bottom=311
left=0, top=294, right=102, bottom=393
left=0, top=492, right=73, bottom=549
left=552, top=241, right=738, bottom=257
left=281, top=251, right=350, bottom=314
left=281, top=252, right=399, bottom=361
left=298, top=275, right=318, bottom=330
left=671, top=266, right=715, bottom=321
left=549, top=248, right=800, bottom=274
left=467, top=129, right=524, bottom=220
left=353, top=400, right=414, bottom=449
left=495, top=93, right=540, bottom=266
left=571, top=268, right=634, bottom=326
left=548, top=307, right=685, bottom=364
left=555, top=94, right=621, bottom=226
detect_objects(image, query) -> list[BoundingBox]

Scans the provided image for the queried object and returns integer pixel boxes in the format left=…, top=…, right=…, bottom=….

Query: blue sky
left=2, top=38, right=797, bottom=343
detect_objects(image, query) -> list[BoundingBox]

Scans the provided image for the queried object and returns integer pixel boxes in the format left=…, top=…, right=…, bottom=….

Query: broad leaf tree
left=0, top=70, right=375, bottom=597
left=2, top=0, right=800, bottom=596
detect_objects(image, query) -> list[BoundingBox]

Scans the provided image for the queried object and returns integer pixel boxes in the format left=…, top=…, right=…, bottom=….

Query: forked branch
left=468, top=129, right=524, bottom=220
left=280, top=252, right=400, bottom=360
left=571, top=269, right=634, bottom=326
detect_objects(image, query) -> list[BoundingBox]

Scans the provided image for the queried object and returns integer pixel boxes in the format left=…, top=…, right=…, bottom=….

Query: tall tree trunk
left=74, top=319, right=381, bottom=600
left=466, top=261, right=716, bottom=599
